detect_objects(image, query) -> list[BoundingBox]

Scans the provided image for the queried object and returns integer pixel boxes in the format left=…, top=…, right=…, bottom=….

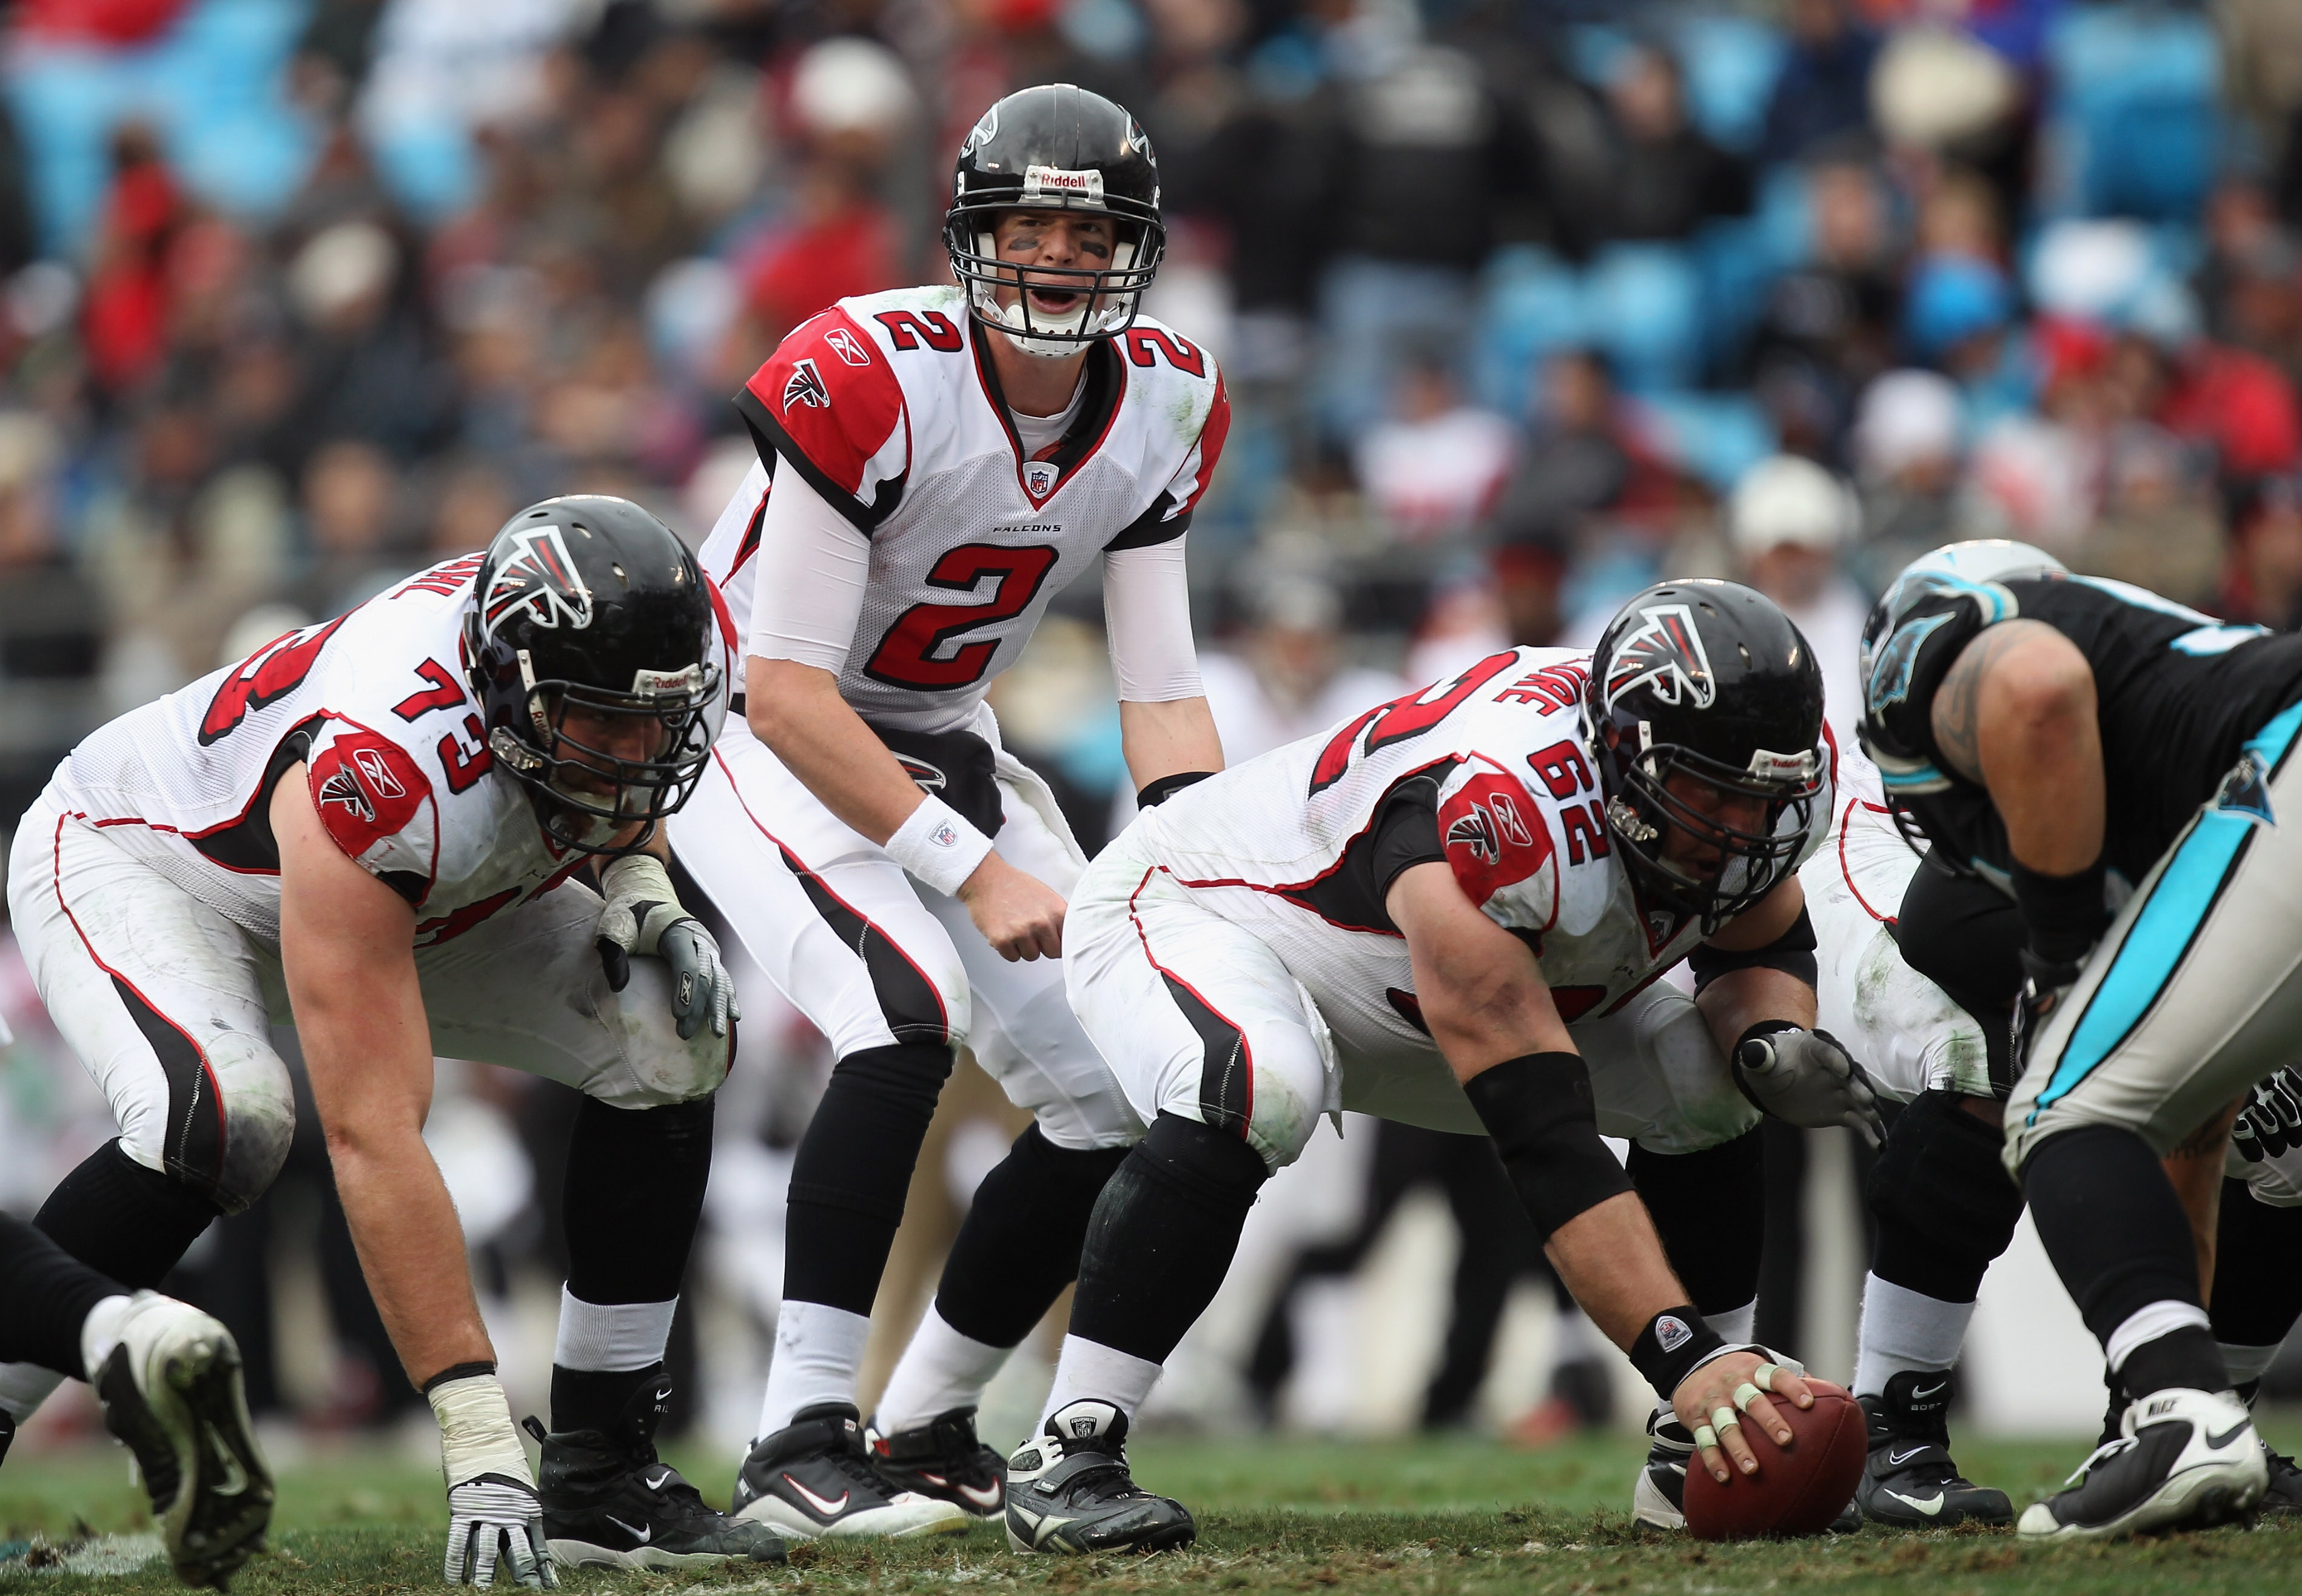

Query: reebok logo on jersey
left=824, top=327, right=871, bottom=367
left=1604, top=603, right=1715, bottom=711
left=1487, top=792, right=1533, bottom=848
left=352, top=746, right=407, bottom=800
left=782, top=358, right=832, bottom=412
left=482, top=523, right=593, bottom=637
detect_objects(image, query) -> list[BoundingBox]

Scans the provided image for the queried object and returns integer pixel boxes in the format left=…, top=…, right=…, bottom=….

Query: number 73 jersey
left=1128, top=646, right=1835, bottom=1048
left=703, top=284, right=1229, bottom=732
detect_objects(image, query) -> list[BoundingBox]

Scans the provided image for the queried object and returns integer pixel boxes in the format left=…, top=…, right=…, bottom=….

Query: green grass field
left=6, top=1425, right=2302, bottom=1595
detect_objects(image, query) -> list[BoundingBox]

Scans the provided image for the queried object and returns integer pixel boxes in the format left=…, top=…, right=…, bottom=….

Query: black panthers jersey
left=1862, top=573, right=2302, bottom=887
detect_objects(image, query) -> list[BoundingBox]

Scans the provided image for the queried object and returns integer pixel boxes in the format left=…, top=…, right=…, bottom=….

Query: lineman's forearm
left=1118, top=696, right=1224, bottom=791
left=1542, top=1190, right=1693, bottom=1351
left=1695, top=967, right=1817, bottom=1062
left=327, top=1127, right=492, bottom=1384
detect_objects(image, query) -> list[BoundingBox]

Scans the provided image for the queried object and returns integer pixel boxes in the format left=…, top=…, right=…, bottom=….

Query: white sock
left=2223, top=1341, right=2282, bottom=1389
left=756, top=1300, right=873, bottom=1439
left=2106, top=1299, right=2213, bottom=1377
left=553, top=1289, right=677, bottom=1372
left=1038, top=1335, right=1164, bottom=1430
left=78, top=1294, right=136, bottom=1384
left=0, top=1362, right=65, bottom=1422
left=1853, top=1273, right=1975, bottom=1397
left=1705, top=1300, right=1756, bottom=1346
left=873, top=1304, right=1011, bottom=1433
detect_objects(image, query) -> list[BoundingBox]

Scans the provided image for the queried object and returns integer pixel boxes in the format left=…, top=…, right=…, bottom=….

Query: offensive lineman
left=3, top=498, right=783, bottom=1581
left=1856, top=543, right=2302, bottom=1537
left=669, top=85, right=1229, bottom=1538
left=1020, top=582, right=1884, bottom=1551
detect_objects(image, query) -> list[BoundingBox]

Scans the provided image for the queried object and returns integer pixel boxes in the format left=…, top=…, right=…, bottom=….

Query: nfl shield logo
left=1021, top=461, right=1061, bottom=500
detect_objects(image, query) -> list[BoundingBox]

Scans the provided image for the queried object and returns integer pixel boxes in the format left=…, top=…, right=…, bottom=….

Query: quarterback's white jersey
left=1129, top=646, right=1835, bottom=1057
left=702, top=284, right=1227, bottom=731
left=41, top=555, right=612, bottom=947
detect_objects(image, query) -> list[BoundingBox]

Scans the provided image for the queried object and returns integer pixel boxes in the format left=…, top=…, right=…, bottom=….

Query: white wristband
left=428, top=1372, right=535, bottom=1489
left=884, top=794, right=995, bottom=897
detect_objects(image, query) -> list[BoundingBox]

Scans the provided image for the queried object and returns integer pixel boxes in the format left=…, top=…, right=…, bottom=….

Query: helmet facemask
left=945, top=200, right=1163, bottom=358
left=1599, top=726, right=1822, bottom=936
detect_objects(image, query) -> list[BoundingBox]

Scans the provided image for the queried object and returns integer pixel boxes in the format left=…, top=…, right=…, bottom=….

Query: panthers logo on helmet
left=482, top=524, right=592, bottom=637
left=782, top=358, right=831, bottom=412
left=1861, top=609, right=1955, bottom=716
left=1605, top=603, right=1716, bottom=711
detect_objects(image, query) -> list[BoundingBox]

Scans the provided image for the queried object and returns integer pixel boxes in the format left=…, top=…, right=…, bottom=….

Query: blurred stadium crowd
left=8, top=0, right=2302, bottom=1453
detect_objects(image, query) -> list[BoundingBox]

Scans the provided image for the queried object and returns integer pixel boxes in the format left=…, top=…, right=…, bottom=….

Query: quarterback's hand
left=2235, top=1068, right=2302, bottom=1164
left=446, top=1475, right=554, bottom=1589
left=956, top=853, right=1065, bottom=961
left=596, top=854, right=738, bottom=1039
left=1672, top=1349, right=1814, bottom=1483
left=1733, top=1027, right=1883, bottom=1147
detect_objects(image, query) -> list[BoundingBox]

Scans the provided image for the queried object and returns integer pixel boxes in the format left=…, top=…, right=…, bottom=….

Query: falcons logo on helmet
left=482, top=524, right=593, bottom=638
left=782, top=358, right=831, bottom=412
left=1605, top=603, right=1716, bottom=711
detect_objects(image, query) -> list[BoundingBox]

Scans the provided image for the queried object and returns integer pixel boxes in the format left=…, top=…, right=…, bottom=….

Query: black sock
left=1628, top=1128, right=1763, bottom=1317
left=2022, top=1124, right=2205, bottom=1346
left=551, top=1361, right=668, bottom=1443
left=1870, top=1091, right=2025, bottom=1303
left=1069, top=1114, right=1268, bottom=1365
left=783, top=1044, right=953, bottom=1315
left=933, top=1125, right=1128, bottom=1349
left=2210, top=1178, right=2302, bottom=1350
left=2119, top=1324, right=2228, bottom=1399
left=35, top=1140, right=222, bottom=1287
left=0, top=1211, right=129, bottom=1376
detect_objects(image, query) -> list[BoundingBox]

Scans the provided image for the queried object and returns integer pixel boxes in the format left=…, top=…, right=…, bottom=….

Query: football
left=1682, top=1380, right=1868, bottom=1540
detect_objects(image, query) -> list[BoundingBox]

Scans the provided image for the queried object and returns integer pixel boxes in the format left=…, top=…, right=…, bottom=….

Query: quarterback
left=668, top=84, right=1228, bottom=1538
left=2, top=498, right=781, bottom=1581
left=1015, top=582, right=1883, bottom=1551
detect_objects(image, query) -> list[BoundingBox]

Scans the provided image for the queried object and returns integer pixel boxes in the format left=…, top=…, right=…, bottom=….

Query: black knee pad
left=1867, top=1090, right=2024, bottom=1303
left=564, top=1094, right=716, bottom=1306
left=34, top=1140, right=224, bottom=1290
left=1628, top=1127, right=1763, bottom=1316
left=1125, top=1112, right=1272, bottom=1215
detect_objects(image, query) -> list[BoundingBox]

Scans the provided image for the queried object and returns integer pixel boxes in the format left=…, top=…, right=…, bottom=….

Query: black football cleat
left=0, top=1409, right=13, bottom=1468
left=1005, top=1400, right=1195, bottom=1555
left=529, top=1375, right=785, bottom=1571
left=1630, top=1406, right=1694, bottom=1530
left=732, top=1404, right=968, bottom=1540
left=2257, top=1443, right=2302, bottom=1515
left=2017, top=1387, right=2267, bottom=1541
left=868, top=1407, right=1007, bottom=1519
left=92, top=1294, right=273, bottom=1589
left=1854, top=1370, right=2011, bottom=1528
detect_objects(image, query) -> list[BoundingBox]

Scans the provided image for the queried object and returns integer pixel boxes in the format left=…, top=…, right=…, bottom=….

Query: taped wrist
left=1728, top=1019, right=1801, bottom=1111
left=1688, top=906, right=1818, bottom=995
left=1627, top=1306, right=1729, bottom=1401
left=1461, top=1052, right=1634, bottom=1239
left=2010, top=857, right=2108, bottom=967
left=1137, top=771, right=1217, bottom=809
left=884, top=795, right=995, bottom=897
left=598, top=854, right=689, bottom=953
left=427, top=1370, right=534, bottom=1488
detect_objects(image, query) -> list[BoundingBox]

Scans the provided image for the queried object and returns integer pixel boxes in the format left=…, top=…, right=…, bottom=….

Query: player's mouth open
left=1027, top=287, right=1081, bottom=313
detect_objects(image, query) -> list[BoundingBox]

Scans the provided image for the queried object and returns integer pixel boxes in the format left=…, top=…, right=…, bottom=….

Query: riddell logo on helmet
left=1604, top=604, right=1716, bottom=711
left=1024, top=165, right=1104, bottom=202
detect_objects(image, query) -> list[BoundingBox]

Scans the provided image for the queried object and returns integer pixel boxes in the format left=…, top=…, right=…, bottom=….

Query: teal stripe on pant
left=2029, top=700, right=2302, bottom=1124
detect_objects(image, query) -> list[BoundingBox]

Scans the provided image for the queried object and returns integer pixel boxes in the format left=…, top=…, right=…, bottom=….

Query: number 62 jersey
left=700, top=284, right=1229, bottom=733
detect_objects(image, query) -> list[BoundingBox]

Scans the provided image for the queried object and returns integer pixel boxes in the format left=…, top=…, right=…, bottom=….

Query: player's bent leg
left=2210, top=1178, right=2302, bottom=1513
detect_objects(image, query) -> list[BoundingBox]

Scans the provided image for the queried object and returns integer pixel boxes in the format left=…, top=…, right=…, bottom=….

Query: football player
left=0, top=1211, right=272, bottom=1586
left=1014, top=582, right=1882, bottom=1552
left=2, top=498, right=783, bottom=1582
left=1857, top=540, right=2302, bottom=1538
left=669, top=84, right=1228, bottom=1540
left=1805, top=542, right=2302, bottom=1527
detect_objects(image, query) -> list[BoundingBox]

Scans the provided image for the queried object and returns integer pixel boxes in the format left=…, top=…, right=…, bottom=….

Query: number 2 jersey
left=699, top=284, right=1228, bottom=732
left=1121, top=645, right=1835, bottom=1062
left=36, top=555, right=698, bottom=947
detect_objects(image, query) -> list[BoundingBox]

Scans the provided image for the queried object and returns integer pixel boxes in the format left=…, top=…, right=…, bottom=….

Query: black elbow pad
left=1688, top=904, right=1819, bottom=994
left=1461, top=1052, right=1633, bottom=1238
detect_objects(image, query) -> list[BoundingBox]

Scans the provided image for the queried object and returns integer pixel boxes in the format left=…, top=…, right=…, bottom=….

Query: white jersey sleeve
left=745, top=463, right=872, bottom=674
left=1102, top=537, right=1203, bottom=702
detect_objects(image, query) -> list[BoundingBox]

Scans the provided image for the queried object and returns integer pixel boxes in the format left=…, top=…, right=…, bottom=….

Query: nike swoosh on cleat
left=204, top=1424, right=250, bottom=1497
left=2208, top=1423, right=2253, bottom=1449
left=958, top=1481, right=1004, bottom=1510
left=1885, top=1446, right=1928, bottom=1467
left=645, top=1471, right=673, bottom=1491
left=606, top=1515, right=653, bottom=1544
left=782, top=1475, right=850, bottom=1517
left=1884, top=1490, right=1945, bottom=1516
left=1909, top=1381, right=1947, bottom=1401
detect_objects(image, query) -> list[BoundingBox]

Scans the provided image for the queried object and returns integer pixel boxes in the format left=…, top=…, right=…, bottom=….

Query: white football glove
left=1733, top=1027, right=1883, bottom=1147
left=430, top=1372, right=555, bottom=1589
left=596, top=854, right=739, bottom=1041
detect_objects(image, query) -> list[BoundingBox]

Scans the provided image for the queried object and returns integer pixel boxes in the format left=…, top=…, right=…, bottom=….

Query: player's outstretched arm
left=273, top=770, right=551, bottom=1588
left=1117, top=696, right=1223, bottom=795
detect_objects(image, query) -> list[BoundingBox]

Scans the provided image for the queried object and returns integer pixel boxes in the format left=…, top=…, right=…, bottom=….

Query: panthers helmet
left=944, top=84, right=1163, bottom=358
left=1585, top=580, right=1827, bottom=931
left=462, top=496, right=724, bottom=856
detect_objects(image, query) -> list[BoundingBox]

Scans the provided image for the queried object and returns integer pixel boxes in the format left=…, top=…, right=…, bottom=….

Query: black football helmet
left=462, top=496, right=724, bottom=856
left=944, top=83, right=1163, bottom=357
left=1585, top=580, right=1826, bottom=932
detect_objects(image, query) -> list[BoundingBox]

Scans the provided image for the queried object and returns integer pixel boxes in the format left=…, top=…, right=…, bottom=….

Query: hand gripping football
left=1683, top=1378, right=1867, bottom=1540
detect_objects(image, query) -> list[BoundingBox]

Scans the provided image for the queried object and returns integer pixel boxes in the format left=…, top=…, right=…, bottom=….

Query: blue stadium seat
left=2044, top=4, right=2224, bottom=223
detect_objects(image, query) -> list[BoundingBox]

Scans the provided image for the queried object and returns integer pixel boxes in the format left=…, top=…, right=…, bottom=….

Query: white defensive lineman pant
left=668, top=711, right=1139, bottom=1150
left=7, top=793, right=734, bottom=1214
left=1063, top=830, right=1759, bottom=1173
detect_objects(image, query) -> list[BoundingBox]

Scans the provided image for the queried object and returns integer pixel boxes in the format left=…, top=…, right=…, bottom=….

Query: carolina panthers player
left=4, top=499, right=782, bottom=1582
left=1857, top=539, right=2302, bottom=1538
left=671, top=84, right=1228, bottom=1540
left=1007, top=582, right=1882, bottom=1552
left=0, top=1211, right=272, bottom=1586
